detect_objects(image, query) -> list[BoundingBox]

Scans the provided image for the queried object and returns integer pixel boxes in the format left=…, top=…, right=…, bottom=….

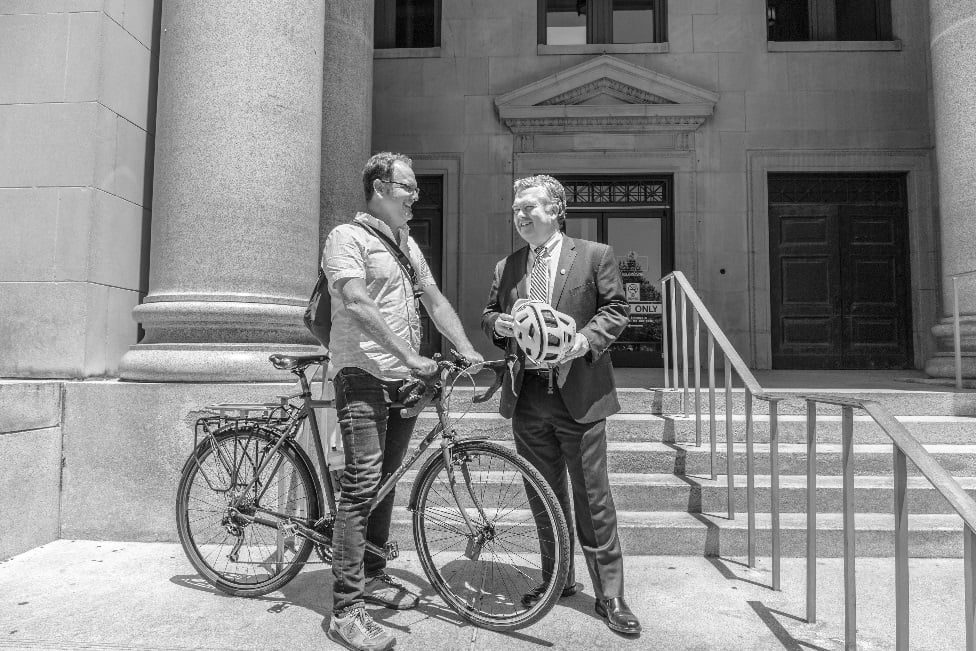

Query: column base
left=119, top=343, right=321, bottom=382
left=925, top=317, right=976, bottom=380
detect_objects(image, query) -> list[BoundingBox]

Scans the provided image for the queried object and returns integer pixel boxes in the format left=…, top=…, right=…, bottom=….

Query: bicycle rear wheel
left=176, top=426, right=320, bottom=597
left=412, top=441, right=570, bottom=630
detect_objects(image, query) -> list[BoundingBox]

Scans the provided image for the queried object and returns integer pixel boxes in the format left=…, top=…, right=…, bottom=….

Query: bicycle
left=175, top=352, right=571, bottom=631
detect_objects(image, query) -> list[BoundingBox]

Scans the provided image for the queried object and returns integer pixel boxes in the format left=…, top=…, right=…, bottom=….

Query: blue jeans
left=331, top=367, right=417, bottom=615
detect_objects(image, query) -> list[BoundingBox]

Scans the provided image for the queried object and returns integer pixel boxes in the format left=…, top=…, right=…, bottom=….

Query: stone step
left=392, top=470, right=976, bottom=514
left=387, top=511, right=966, bottom=557
left=417, top=412, right=976, bottom=445
left=400, top=440, right=976, bottom=476
left=444, top=386, right=976, bottom=416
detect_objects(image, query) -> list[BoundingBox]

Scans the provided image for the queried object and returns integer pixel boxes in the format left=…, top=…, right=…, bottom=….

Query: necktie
left=529, top=245, right=550, bottom=303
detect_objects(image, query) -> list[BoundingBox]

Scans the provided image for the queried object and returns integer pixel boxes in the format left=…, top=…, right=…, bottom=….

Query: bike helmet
left=511, top=299, right=576, bottom=364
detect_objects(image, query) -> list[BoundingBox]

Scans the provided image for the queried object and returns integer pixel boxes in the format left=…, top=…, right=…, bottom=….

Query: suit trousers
left=512, top=373, right=625, bottom=601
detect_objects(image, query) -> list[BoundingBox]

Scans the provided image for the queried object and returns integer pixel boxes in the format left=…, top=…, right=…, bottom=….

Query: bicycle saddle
left=269, top=353, right=329, bottom=371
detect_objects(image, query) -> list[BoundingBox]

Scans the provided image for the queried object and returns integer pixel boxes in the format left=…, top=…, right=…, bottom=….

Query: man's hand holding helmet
left=555, top=332, right=590, bottom=363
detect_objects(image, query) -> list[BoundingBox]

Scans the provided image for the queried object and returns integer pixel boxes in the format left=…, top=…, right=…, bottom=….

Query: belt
left=523, top=367, right=556, bottom=394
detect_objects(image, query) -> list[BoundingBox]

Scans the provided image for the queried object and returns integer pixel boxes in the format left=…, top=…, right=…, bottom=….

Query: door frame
left=410, top=155, right=461, bottom=356
left=747, top=149, right=937, bottom=369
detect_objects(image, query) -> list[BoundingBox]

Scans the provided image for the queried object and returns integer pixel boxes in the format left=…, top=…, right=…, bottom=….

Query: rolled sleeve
left=323, top=224, right=367, bottom=290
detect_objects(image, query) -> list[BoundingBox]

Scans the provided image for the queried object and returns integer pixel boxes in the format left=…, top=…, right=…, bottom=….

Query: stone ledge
left=0, top=381, right=62, bottom=433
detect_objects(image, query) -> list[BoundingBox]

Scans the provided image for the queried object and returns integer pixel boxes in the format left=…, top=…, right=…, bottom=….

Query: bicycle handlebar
left=398, top=353, right=516, bottom=418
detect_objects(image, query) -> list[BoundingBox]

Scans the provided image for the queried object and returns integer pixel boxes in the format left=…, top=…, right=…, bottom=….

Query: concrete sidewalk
left=0, top=541, right=967, bottom=650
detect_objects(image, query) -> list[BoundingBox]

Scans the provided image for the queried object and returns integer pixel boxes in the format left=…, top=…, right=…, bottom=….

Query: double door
left=768, top=174, right=912, bottom=369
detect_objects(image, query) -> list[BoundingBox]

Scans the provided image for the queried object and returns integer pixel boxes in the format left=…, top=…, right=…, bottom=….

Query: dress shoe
left=521, top=581, right=581, bottom=607
left=595, top=597, right=642, bottom=634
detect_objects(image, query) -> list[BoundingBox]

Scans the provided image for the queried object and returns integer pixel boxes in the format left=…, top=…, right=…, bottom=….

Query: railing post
left=770, top=398, right=781, bottom=591
left=694, top=311, right=702, bottom=446
left=954, top=275, right=963, bottom=390
left=746, top=389, right=755, bottom=568
left=893, top=445, right=909, bottom=651
left=662, top=278, right=670, bottom=390
left=670, top=280, right=678, bottom=392
left=681, top=288, right=689, bottom=416
left=725, top=359, right=735, bottom=520
left=841, top=406, right=857, bottom=649
left=966, top=525, right=976, bottom=651
left=708, top=332, right=717, bottom=480
left=806, top=399, right=817, bottom=623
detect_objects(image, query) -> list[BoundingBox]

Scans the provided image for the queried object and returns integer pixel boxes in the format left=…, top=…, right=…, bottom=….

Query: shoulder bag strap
left=355, top=221, right=419, bottom=288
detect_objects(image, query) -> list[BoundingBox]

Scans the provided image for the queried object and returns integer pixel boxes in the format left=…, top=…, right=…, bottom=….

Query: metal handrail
left=661, top=270, right=783, bottom=586
left=800, top=393, right=976, bottom=650
left=949, top=269, right=976, bottom=389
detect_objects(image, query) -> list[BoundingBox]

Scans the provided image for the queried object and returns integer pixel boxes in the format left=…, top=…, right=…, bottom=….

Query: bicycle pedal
left=384, top=541, right=399, bottom=560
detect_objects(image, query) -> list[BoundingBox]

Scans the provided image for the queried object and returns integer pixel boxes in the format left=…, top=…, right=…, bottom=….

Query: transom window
left=539, top=0, right=667, bottom=45
left=767, top=0, right=892, bottom=41
left=374, top=0, right=441, bottom=49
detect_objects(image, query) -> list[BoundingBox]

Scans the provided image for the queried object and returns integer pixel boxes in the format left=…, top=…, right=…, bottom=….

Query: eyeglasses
left=385, top=180, right=419, bottom=196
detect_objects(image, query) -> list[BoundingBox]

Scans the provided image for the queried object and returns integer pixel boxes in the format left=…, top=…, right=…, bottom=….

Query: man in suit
left=481, top=174, right=641, bottom=635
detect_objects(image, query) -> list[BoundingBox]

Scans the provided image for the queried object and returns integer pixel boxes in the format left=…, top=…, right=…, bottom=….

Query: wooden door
left=411, top=175, right=443, bottom=358
left=839, top=204, right=912, bottom=367
left=769, top=204, right=844, bottom=367
left=768, top=174, right=912, bottom=369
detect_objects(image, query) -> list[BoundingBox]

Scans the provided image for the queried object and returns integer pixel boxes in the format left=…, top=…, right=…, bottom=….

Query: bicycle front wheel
left=412, top=441, right=570, bottom=631
left=176, top=426, right=320, bottom=597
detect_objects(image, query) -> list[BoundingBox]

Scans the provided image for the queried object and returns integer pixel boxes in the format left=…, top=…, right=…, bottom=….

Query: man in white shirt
left=324, top=152, right=484, bottom=651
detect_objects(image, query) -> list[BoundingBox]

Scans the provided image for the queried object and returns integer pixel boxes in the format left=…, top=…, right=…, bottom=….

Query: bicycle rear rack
left=188, top=402, right=296, bottom=492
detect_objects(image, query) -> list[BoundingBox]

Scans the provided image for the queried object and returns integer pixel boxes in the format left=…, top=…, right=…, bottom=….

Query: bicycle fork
left=436, top=405, right=494, bottom=561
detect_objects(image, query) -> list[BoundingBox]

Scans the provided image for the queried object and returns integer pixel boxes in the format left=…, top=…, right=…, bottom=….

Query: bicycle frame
left=198, top=362, right=495, bottom=561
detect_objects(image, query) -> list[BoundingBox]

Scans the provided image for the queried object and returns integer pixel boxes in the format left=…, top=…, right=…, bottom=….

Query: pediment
left=495, top=55, right=718, bottom=134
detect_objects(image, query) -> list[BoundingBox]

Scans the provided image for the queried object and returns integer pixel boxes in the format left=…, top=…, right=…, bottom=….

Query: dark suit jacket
left=481, top=236, right=630, bottom=423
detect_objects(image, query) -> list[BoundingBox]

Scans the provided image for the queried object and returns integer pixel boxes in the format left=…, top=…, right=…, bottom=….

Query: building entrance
left=768, top=173, right=912, bottom=369
left=558, top=176, right=674, bottom=368
left=413, top=174, right=443, bottom=357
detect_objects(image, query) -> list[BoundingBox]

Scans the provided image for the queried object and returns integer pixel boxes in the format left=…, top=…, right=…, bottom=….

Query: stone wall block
left=59, top=381, right=295, bottom=540
left=0, top=427, right=62, bottom=560
left=0, top=13, right=73, bottom=103
left=0, top=381, right=62, bottom=434
left=100, top=13, right=155, bottom=130
left=0, top=103, right=98, bottom=187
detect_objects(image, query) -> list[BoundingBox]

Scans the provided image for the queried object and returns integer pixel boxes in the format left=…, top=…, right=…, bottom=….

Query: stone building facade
left=2, top=1, right=975, bottom=556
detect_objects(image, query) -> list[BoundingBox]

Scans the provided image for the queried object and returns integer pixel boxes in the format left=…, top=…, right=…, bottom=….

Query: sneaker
left=327, top=606, right=395, bottom=651
left=362, top=572, right=420, bottom=610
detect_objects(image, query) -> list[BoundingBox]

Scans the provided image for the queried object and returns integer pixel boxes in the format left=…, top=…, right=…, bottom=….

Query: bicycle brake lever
left=471, top=356, right=516, bottom=404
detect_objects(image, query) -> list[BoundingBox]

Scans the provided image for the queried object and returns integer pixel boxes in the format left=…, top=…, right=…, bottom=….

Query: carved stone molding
left=495, top=55, right=717, bottom=136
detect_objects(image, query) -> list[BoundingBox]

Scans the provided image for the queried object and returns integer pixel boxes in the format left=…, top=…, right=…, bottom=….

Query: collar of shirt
left=530, top=231, right=563, bottom=265
left=354, top=212, right=409, bottom=249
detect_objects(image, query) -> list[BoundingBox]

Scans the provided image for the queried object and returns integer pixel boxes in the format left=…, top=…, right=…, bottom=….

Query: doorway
left=768, top=173, right=912, bottom=369
left=412, top=174, right=443, bottom=357
left=558, top=175, right=674, bottom=367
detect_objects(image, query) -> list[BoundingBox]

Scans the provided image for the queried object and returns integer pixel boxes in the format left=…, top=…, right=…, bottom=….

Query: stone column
left=119, top=0, right=326, bottom=381
left=321, top=2, right=374, bottom=243
left=925, top=0, right=976, bottom=380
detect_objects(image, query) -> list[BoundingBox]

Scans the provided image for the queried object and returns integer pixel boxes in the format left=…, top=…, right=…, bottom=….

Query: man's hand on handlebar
left=406, top=353, right=439, bottom=379
left=451, top=348, right=485, bottom=374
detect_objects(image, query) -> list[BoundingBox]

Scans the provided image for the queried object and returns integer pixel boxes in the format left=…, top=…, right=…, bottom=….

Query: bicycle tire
left=176, top=425, right=321, bottom=597
left=412, top=441, right=570, bottom=630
